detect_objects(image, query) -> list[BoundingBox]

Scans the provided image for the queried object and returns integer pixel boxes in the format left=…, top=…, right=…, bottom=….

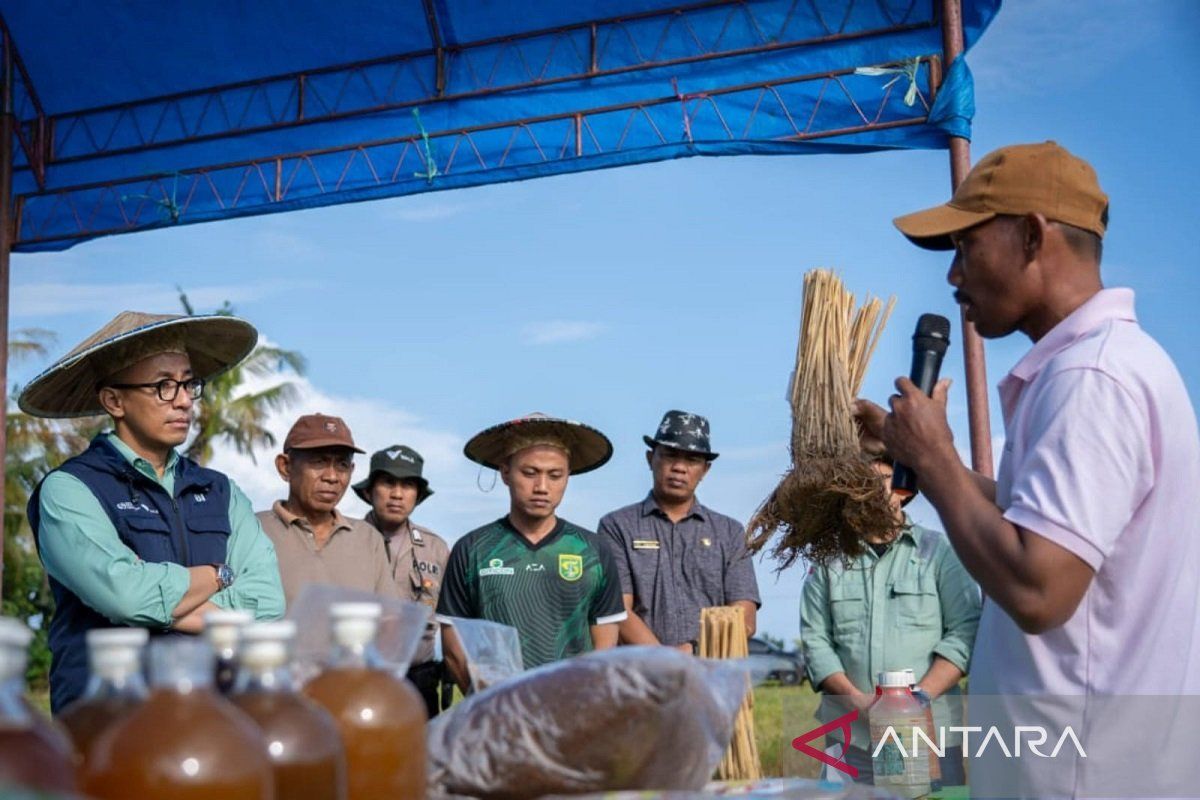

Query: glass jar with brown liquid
left=231, top=620, right=346, bottom=800
left=303, top=602, right=427, bottom=800
left=0, top=616, right=79, bottom=794
left=57, top=627, right=149, bottom=763
left=205, top=608, right=253, bottom=694
left=82, top=636, right=274, bottom=799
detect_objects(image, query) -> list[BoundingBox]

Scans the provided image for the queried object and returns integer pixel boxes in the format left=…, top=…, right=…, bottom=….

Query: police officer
left=20, top=311, right=286, bottom=712
left=353, top=445, right=449, bottom=717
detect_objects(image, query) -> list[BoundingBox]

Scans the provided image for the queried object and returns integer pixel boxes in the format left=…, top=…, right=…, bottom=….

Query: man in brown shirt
left=256, top=413, right=398, bottom=606
left=354, top=444, right=450, bottom=716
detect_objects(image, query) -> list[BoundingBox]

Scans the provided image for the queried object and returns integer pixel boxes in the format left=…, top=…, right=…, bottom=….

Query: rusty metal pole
left=0, top=31, right=14, bottom=598
left=940, top=0, right=993, bottom=477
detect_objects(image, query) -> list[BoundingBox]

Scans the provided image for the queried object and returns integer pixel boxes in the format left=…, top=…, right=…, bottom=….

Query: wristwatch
left=212, top=563, right=235, bottom=590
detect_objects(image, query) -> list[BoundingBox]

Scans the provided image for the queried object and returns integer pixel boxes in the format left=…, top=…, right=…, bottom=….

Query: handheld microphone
left=891, top=313, right=951, bottom=498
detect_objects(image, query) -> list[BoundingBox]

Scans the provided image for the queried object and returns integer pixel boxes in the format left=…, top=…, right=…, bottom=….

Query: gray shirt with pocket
left=598, top=494, right=761, bottom=646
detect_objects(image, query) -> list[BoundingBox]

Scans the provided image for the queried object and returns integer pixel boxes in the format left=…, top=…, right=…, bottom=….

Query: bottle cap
left=329, top=602, right=382, bottom=620
left=878, top=670, right=914, bottom=688
left=0, top=617, right=33, bottom=650
left=241, top=620, right=297, bottom=642
left=330, top=602, right=382, bottom=649
left=240, top=621, right=296, bottom=671
left=204, top=609, right=253, bottom=653
left=0, top=617, right=31, bottom=679
left=86, top=627, right=149, bottom=648
left=87, top=628, right=149, bottom=680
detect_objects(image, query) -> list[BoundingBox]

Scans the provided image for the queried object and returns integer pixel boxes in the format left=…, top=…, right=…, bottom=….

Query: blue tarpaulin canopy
left=0, top=2, right=1004, bottom=590
left=1, top=0, right=999, bottom=252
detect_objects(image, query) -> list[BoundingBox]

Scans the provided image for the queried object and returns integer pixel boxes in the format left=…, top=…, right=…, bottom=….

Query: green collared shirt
left=800, top=520, right=981, bottom=747
left=37, top=433, right=285, bottom=627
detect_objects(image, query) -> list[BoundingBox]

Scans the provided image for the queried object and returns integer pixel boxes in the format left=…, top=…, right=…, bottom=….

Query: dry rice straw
left=747, top=269, right=896, bottom=567
left=700, top=606, right=761, bottom=782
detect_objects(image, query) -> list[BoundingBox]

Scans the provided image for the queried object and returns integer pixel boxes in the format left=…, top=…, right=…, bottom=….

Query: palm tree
left=4, top=329, right=104, bottom=686
left=177, top=291, right=307, bottom=465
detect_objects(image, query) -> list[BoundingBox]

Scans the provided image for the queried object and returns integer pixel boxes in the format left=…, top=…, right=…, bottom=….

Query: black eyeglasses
left=105, top=377, right=205, bottom=402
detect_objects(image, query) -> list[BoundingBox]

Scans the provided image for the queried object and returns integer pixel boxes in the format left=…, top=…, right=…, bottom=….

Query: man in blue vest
left=20, top=311, right=286, bottom=712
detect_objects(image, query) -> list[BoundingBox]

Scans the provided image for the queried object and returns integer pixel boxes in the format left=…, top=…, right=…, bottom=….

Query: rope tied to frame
left=854, top=56, right=923, bottom=107
left=671, top=77, right=710, bottom=145
left=412, top=108, right=439, bottom=184
left=122, top=171, right=185, bottom=224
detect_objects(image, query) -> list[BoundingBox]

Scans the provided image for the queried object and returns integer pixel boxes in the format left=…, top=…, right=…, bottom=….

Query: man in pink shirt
left=858, top=142, right=1200, bottom=795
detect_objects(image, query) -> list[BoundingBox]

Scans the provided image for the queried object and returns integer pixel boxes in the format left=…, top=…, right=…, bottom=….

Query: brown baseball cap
left=893, top=141, right=1109, bottom=251
left=282, top=413, right=364, bottom=453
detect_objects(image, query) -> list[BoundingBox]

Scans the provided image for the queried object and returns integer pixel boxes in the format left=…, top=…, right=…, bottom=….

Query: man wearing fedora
left=599, top=410, right=760, bottom=652
left=257, top=413, right=398, bottom=605
left=21, top=311, right=286, bottom=712
left=436, top=413, right=627, bottom=689
left=354, top=444, right=450, bottom=716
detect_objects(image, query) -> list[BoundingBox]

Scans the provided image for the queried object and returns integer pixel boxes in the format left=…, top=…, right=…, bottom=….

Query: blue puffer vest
left=27, top=435, right=232, bottom=712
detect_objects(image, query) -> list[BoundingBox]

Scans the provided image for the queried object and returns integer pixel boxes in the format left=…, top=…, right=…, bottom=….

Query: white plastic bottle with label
left=868, top=669, right=931, bottom=798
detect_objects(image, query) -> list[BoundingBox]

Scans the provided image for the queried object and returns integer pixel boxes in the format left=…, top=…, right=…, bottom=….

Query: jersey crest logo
left=558, top=554, right=583, bottom=582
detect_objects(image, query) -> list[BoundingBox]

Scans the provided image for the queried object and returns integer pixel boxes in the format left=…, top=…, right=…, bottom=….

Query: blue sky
left=10, top=1, right=1199, bottom=642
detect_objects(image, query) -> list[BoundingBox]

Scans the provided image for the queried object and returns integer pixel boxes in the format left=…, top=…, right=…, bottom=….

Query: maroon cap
left=282, top=413, right=364, bottom=453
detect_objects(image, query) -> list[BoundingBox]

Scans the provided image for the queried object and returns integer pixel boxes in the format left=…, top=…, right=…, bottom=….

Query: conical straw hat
left=463, top=412, right=613, bottom=475
left=18, top=311, right=258, bottom=418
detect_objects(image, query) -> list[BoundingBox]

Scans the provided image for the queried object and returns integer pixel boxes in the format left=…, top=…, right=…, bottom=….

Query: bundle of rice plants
left=746, top=269, right=896, bottom=568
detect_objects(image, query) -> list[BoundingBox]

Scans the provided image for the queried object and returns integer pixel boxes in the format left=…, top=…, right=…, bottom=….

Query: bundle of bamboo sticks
left=700, top=606, right=761, bottom=782
left=747, top=269, right=896, bottom=567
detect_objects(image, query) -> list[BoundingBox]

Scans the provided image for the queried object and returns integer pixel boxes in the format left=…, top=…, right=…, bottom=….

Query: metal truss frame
left=0, top=0, right=993, bottom=596
left=17, top=0, right=933, bottom=168
left=14, top=56, right=942, bottom=246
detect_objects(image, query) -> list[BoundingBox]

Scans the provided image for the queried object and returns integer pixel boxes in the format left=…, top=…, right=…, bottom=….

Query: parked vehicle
left=745, top=637, right=805, bottom=685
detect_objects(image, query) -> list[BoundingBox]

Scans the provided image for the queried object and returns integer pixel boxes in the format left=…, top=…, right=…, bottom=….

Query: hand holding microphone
left=890, top=314, right=952, bottom=498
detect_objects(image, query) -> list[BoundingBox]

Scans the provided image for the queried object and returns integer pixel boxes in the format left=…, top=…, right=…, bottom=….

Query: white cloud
left=205, top=365, right=502, bottom=541
left=717, top=442, right=789, bottom=462
left=252, top=228, right=319, bottom=261
left=521, top=320, right=606, bottom=345
left=971, top=1, right=1164, bottom=96
left=12, top=281, right=280, bottom=318
left=389, top=200, right=472, bottom=222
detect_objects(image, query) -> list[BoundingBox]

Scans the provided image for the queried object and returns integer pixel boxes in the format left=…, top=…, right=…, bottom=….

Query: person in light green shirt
left=20, top=310, right=285, bottom=712
left=37, top=433, right=285, bottom=628
left=800, top=458, right=980, bottom=785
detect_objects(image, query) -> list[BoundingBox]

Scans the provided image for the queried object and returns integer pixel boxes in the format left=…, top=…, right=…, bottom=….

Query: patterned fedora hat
left=643, top=409, right=718, bottom=460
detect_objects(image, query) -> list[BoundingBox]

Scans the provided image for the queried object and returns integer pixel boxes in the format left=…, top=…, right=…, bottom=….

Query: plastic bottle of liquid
left=57, top=627, right=149, bottom=763
left=0, top=616, right=79, bottom=793
left=869, top=669, right=931, bottom=798
left=303, top=602, right=426, bottom=800
left=231, top=620, right=347, bottom=800
left=903, top=668, right=943, bottom=791
left=206, top=609, right=254, bottom=694
left=82, top=637, right=273, bottom=799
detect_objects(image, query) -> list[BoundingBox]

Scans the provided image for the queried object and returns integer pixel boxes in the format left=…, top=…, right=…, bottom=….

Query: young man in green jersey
left=437, top=413, right=626, bottom=690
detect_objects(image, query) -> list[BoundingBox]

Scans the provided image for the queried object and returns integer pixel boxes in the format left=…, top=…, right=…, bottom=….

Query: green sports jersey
left=436, top=516, right=627, bottom=669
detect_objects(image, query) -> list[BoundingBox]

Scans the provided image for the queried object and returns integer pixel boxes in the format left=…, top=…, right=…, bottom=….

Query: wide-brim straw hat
left=18, top=311, right=258, bottom=419
left=463, top=412, right=613, bottom=475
